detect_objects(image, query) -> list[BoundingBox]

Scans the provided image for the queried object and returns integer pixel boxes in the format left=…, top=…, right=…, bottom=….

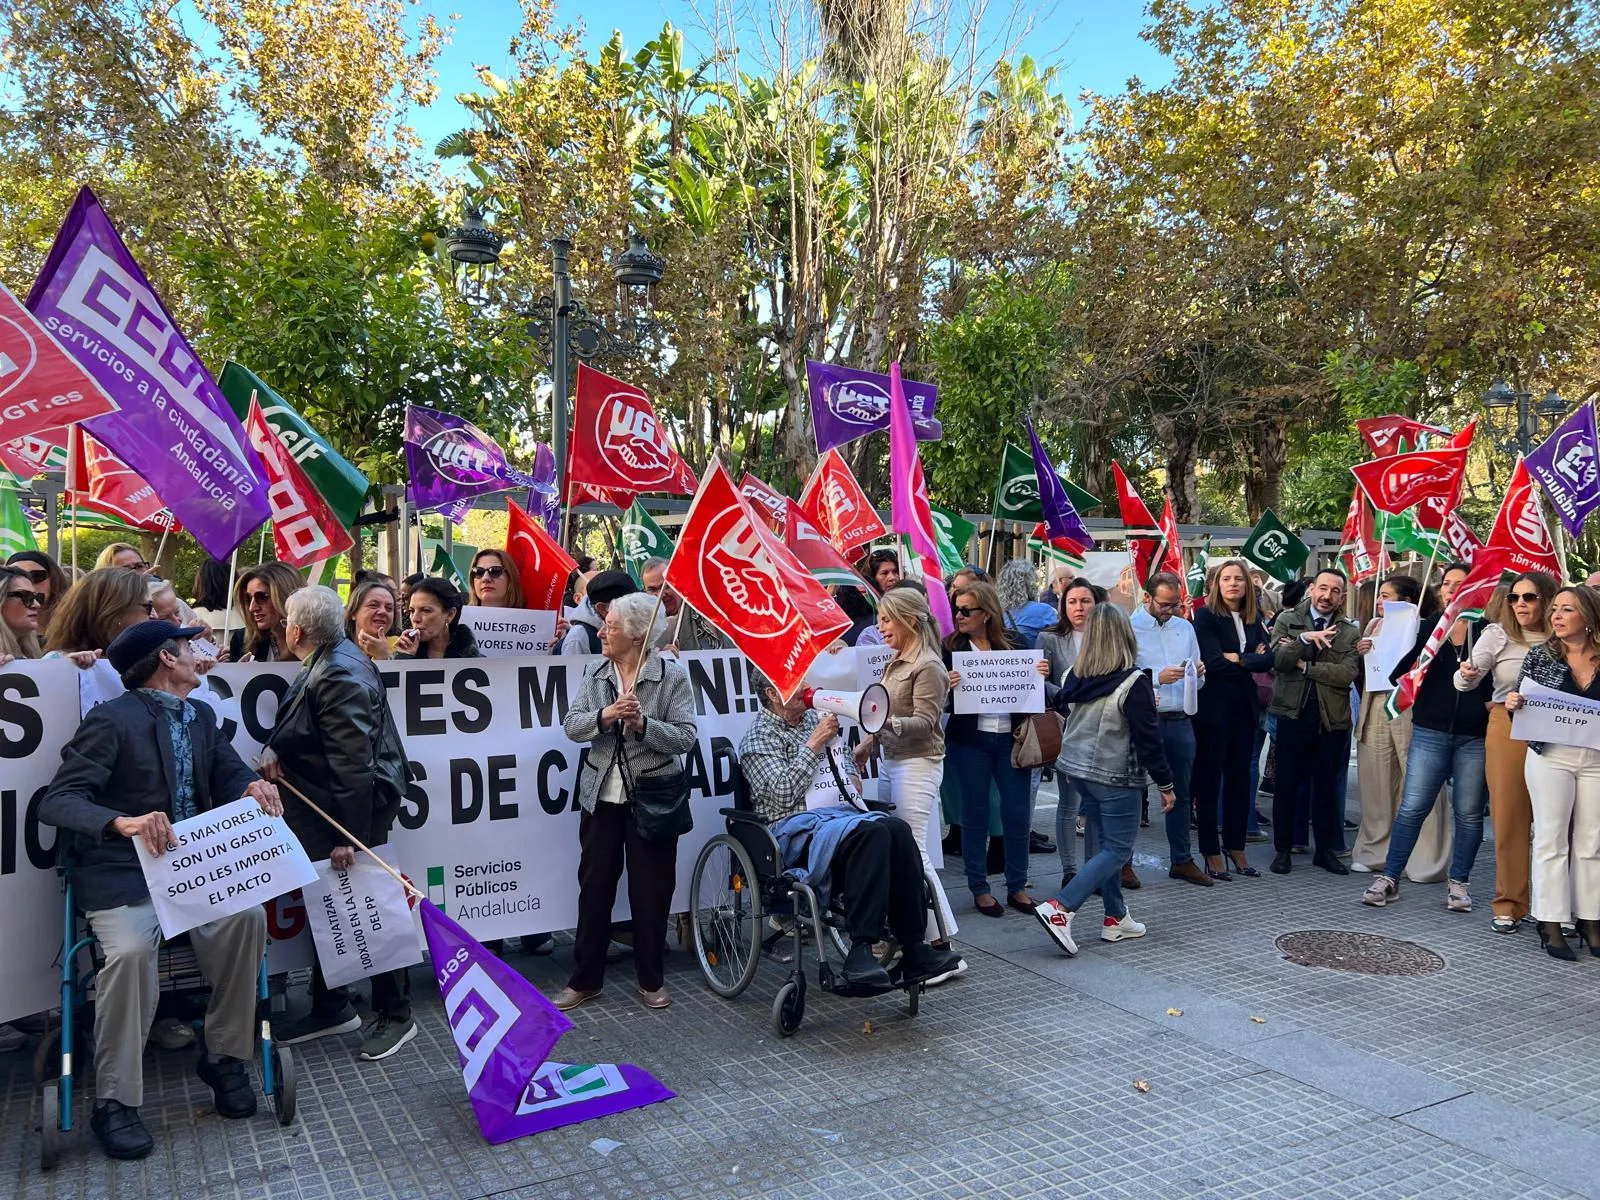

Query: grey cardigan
left=563, top=650, right=697, bottom=813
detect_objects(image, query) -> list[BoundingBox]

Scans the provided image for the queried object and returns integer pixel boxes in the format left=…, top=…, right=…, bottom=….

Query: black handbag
left=606, top=680, right=692, bottom=842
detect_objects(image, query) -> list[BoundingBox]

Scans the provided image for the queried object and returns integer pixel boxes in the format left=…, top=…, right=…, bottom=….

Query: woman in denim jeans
left=944, top=580, right=1052, bottom=918
left=1362, top=604, right=1493, bottom=913
left=1034, top=604, right=1175, bottom=955
left=1038, top=578, right=1105, bottom=888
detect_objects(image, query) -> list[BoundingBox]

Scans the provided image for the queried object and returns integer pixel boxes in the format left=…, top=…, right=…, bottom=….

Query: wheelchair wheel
left=690, top=835, right=764, bottom=998
left=271, top=1045, right=297, bottom=1126
left=32, top=1026, right=61, bottom=1088
left=40, top=1082, right=59, bottom=1171
left=771, top=979, right=805, bottom=1038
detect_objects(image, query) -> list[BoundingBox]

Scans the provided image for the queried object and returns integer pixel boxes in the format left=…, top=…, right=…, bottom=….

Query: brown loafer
left=1169, top=861, right=1214, bottom=887
left=1007, top=892, right=1038, bottom=915
left=975, top=894, right=1005, bottom=918
left=1120, top=863, right=1142, bottom=890
left=551, top=986, right=602, bottom=1012
left=637, top=986, right=671, bottom=1010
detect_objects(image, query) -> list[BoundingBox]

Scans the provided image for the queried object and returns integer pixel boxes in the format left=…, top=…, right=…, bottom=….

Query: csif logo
left=999, top=474, right=1037, bottom=512
left=620, top=522, right=660, bottom=562
left=1252, top=529, right=1290, bottom=559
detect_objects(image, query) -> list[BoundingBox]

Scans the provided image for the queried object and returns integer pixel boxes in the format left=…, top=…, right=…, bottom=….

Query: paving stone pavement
left=4, top=778, right=1598, bottom=1200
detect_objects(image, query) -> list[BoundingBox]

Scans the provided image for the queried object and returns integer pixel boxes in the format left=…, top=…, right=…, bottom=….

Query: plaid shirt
left=738, top=707, right=860, bottom=825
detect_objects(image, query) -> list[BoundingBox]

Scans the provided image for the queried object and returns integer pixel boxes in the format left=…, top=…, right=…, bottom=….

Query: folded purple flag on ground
left=418, top=900, right=674, bottom=1143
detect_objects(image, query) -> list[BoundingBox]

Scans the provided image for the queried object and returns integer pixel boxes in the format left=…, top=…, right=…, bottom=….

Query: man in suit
left=1266, top=569, right=1360, bottom=875
left=257, top=585, right=414, bottom=1062
left=40, top=621, right=280, bottom=1160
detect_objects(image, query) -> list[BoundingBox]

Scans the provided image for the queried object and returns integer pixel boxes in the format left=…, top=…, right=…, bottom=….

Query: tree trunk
left=1243, top=407, right=1289, bottom=521
left=1150, top=410, right=1202, bottom=523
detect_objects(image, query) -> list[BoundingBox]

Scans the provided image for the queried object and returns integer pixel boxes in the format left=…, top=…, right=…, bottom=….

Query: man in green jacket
left=1266, top=569, right=1360, bottom=876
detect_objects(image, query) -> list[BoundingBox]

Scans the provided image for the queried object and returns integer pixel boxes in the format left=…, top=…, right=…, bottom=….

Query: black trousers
left=569, top=802, right=678, bottom=992
left=1193, top=708, right=1257, bottom=855
left=311, top=958, right=411, bottom=1021
left=831, top=817, right=926, bottom=947
left=1271, top=703, right=1346, bottom=855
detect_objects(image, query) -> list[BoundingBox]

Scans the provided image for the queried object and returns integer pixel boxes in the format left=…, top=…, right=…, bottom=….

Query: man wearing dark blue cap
left=39, top=621, right=282, bottom=1160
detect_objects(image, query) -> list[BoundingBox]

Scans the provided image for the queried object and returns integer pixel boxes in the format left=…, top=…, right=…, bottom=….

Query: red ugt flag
left=0, top=281, right=121, bottom=442
left=1111, top=462, right=1162, bottom=584
left=798, top=448, right=885, bottom=556
left=665, top=459, right=849, bottom=700
left=568, top=365, right=696, bottom=508
left=245, top=396, right=351, bottom=567
left=506, top=498, right=578, bottom=611
left=1337, top=487, right=1385, bottom=584
left=1350, top=447, right=1469, bottom=515
left=1356, top=415, right=1453, bottom=457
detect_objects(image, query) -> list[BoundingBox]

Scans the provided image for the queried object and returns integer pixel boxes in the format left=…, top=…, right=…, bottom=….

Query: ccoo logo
left=599, top=393, right=673, bottom=478
left=697, top=505, right=799, bottom=637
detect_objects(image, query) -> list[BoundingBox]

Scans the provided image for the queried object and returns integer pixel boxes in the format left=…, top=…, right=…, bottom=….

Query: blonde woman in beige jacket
left=854, top=585, right=962, bottom=972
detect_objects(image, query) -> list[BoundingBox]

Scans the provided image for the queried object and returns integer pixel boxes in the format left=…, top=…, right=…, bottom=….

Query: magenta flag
left=419, top=900, right=674, bottom=1143
left=888, top=363, right=953, bottom=636
left=26, top=188, right=270, bottom=559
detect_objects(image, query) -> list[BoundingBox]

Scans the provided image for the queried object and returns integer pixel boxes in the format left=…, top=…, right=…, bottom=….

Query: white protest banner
left=0, top=661, right=80, bottom=1024
left=133, top=798, right=320, bottom=938
left=1363, top=600, right=1419, bottom=693
left=951, top=650, right=1045, bottom=715
left=303, top=847, right=422, bottom=989
left=459, top=606, right=556, bottom=656
left=1511, top=679, right=1600, bottom=749
left=803, top=742, right=866, bottom=812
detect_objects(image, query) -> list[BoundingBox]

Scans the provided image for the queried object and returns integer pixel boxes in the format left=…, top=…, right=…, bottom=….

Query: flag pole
left=274, top=777, right=423, bottom=901
left=1540, top=488, right=1571, bottom=583
left=66, top=424, right=79, bottom=574
left=221, top=549, right=238, bottom=654
left=153, top=521, right=172, bottom=575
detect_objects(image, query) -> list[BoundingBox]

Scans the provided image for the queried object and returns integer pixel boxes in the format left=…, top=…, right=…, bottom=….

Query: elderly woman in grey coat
left=554, top=592, right=697, bottom=1012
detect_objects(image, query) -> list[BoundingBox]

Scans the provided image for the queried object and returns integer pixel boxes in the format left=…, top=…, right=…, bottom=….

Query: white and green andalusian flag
left=1241, top=509, right=1310, bottom=584
left=0, top=484, right=38, bottom=557
left=617, top=501, right=674, bottom=585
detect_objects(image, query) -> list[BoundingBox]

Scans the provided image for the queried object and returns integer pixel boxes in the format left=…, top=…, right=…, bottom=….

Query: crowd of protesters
left=5, top=537, right=1599, bottom=1161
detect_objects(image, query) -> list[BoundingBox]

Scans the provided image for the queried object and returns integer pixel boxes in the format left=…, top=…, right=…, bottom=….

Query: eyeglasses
left=471, top=565, right=506, bottom=580
left=5, top=590, right=42, bottom=607
left=245, top=591, right=273, bottom=607
left=140, top=601, right=156, bottom=616
left=14, top=568, right=47, bottom=584
left=1511, top=591, right=1543, bottom=604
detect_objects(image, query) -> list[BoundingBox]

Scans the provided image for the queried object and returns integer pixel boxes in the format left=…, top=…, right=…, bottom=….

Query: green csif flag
left=0, top=483, right=38, bottom=557
left=1187, top=537, right=1210, bottom=599
left=929, top=504, right=977, bottom=576
left=617, top=501, right=674, bottom=584
left=219, top=362, right=370, bottom=528
left=424, top=539, right=476, bottom=590
left=1241, top=509, right=1310, bottom=584
left=992, top=442, right=1099, bottom=523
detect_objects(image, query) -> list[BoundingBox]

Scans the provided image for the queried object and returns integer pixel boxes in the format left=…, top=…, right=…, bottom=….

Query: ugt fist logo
left=699, top=509, right=796, bottom=635
left=602, top=395, right=672, bottom=476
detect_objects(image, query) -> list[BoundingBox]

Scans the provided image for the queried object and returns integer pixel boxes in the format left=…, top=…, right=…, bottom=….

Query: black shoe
left=196, top=1048, right=257, bottom=1118
left=1270, top=853, right=1292, bottom=875
left=1540, top=921, right=1578, bottom=961
left=1579, top=919, right=1600, bottom=959
left=1029, top=830, right=1056, bottom=854
left=902, top=942, right=963, bottom=984
left=842, top=942, right=893, bottom=991
left=276, top=1004, right=361, bottom=1045
left=91, top=1099, right=154, bottom=1160
left=1313, top=851, right=1349, bottom=876
left=1060, top=871, right=1076, bottom=891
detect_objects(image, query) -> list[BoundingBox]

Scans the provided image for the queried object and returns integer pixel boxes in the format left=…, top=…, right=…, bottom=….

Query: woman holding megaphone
left=853, top=586, right=961, bottom=964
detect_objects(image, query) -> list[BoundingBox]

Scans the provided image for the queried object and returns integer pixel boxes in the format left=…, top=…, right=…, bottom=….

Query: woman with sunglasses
left=1455, top=572, right=1555, bottom=932
left=468, top=549, right=525, bottom=608
left=7, top=551, right=70, bottom=635
left=227, top=562, right=304, bottom=662
left=0, top=564, right=46, bottom=663
left=944, top=580, right=1050, bottom=917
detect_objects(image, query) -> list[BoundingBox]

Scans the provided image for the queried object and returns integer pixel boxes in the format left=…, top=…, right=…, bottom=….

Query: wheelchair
left=34, top=858, right=297, bottom=1169
left=687, top=769, right=950, bottom=1038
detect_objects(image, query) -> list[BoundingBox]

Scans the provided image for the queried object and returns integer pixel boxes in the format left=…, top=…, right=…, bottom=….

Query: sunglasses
left=245, top=591, right=273, bottom=607
left=953, top=605, right=983, bottom=618
left=139, top=601, right=156, bottom=616
left=1511, top=591, right=1543, bottom=604
left=471, top=565, right=506, bottom=580
left=5, top=590, right=43, bottom=607
left=13, top=568, right=48, bottom=584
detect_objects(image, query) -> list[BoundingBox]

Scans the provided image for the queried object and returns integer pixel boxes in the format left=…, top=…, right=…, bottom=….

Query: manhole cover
left=1274, top=929, right=1445, bottom=977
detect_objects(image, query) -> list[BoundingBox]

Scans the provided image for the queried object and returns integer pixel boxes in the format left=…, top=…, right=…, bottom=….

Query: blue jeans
left=1382, top=726, right=1487, bottom=883
left=1055, top=774, right=1083, bottom=875
left=1159, top=717, right=1196, bottom=866
left=1054, top=781, right=1142, bottom=920
left=950, top=733, right=1032, bottom=897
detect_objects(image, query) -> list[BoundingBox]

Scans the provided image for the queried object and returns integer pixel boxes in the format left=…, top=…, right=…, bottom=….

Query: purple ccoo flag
left=1024, top=417, right=1093, bottom=550
left=26, top=187, right=271, bottom=559
left=1524, top=401, right=1600, bottom=538
left=807, top=360, right=941, bottom=453
left=419, top=900, right=674, bottom=1143
left=404, top=405, right=540, bottom=524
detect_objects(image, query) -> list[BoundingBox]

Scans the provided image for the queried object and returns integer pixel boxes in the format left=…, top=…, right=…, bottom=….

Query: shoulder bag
left=608, top=681, right=693, bottom=842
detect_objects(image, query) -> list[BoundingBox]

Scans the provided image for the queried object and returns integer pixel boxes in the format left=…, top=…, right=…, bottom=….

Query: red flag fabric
left=1337, top=488, right=1385, bottom=583
left=245, top=396, right=351, bottom=566
left=69, top=429, right=180, bottom=532
left=506, top=498, right=578, bottom=611
left=738, top=473, right=788, bottom=535
left=665, top=459, right=849, bottom=700
left=1356, top=416, right=1453, bottom=457
left=1350, top=447, right=1469, bottom=515
left=1111, top=462, right=1162, bottom=584
left=572, top=480, right=633, bottom=509
left=1387, top=566, right=1504, bottom=717
left=0, top=428, right=69, bottom=480
left=0, top=280, right=121, bottom=442
left=797, top=449, right=885, bottom=555
left=783, top=499, right=873, bottom=591
left=568, top=364, right=696, bottom=503
left=1155, top=492, right=1184, bottom=579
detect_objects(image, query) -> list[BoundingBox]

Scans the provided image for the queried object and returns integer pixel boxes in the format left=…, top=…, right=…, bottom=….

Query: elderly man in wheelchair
left=736, top=668, right=964, bottom=993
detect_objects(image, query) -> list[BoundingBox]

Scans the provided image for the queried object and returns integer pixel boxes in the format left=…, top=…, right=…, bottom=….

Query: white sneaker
left=1101, top=913, right=1147, bottom=942
left=1362, top=875, right=1399, bottom=907
left=149, top=1016, right=196, bottom=1050
left=1446, top=880, right=1472, bottom=913
left=1034, top=899, right=1078, bottom=956
left=923, top=958, right=968, bottom=987
left=1349, top=862, right=1373, bottom=873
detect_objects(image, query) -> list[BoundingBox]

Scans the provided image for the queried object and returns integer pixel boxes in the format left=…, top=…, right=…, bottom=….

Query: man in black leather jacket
left=258, top=585, right=414, bottom=1061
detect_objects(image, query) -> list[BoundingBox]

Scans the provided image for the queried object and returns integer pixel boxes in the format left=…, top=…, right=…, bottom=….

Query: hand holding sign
left=950, top=650, right=1046, bottom=715
left=114, top=811, right=175, bottom=857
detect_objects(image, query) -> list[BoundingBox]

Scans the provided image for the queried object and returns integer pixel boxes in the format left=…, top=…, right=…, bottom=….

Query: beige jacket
left=863, top=648, right=947, bottom=760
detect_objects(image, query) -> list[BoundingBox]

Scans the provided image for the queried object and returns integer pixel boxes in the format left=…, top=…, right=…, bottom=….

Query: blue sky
left=410, top=1, right=1172, bottom=154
